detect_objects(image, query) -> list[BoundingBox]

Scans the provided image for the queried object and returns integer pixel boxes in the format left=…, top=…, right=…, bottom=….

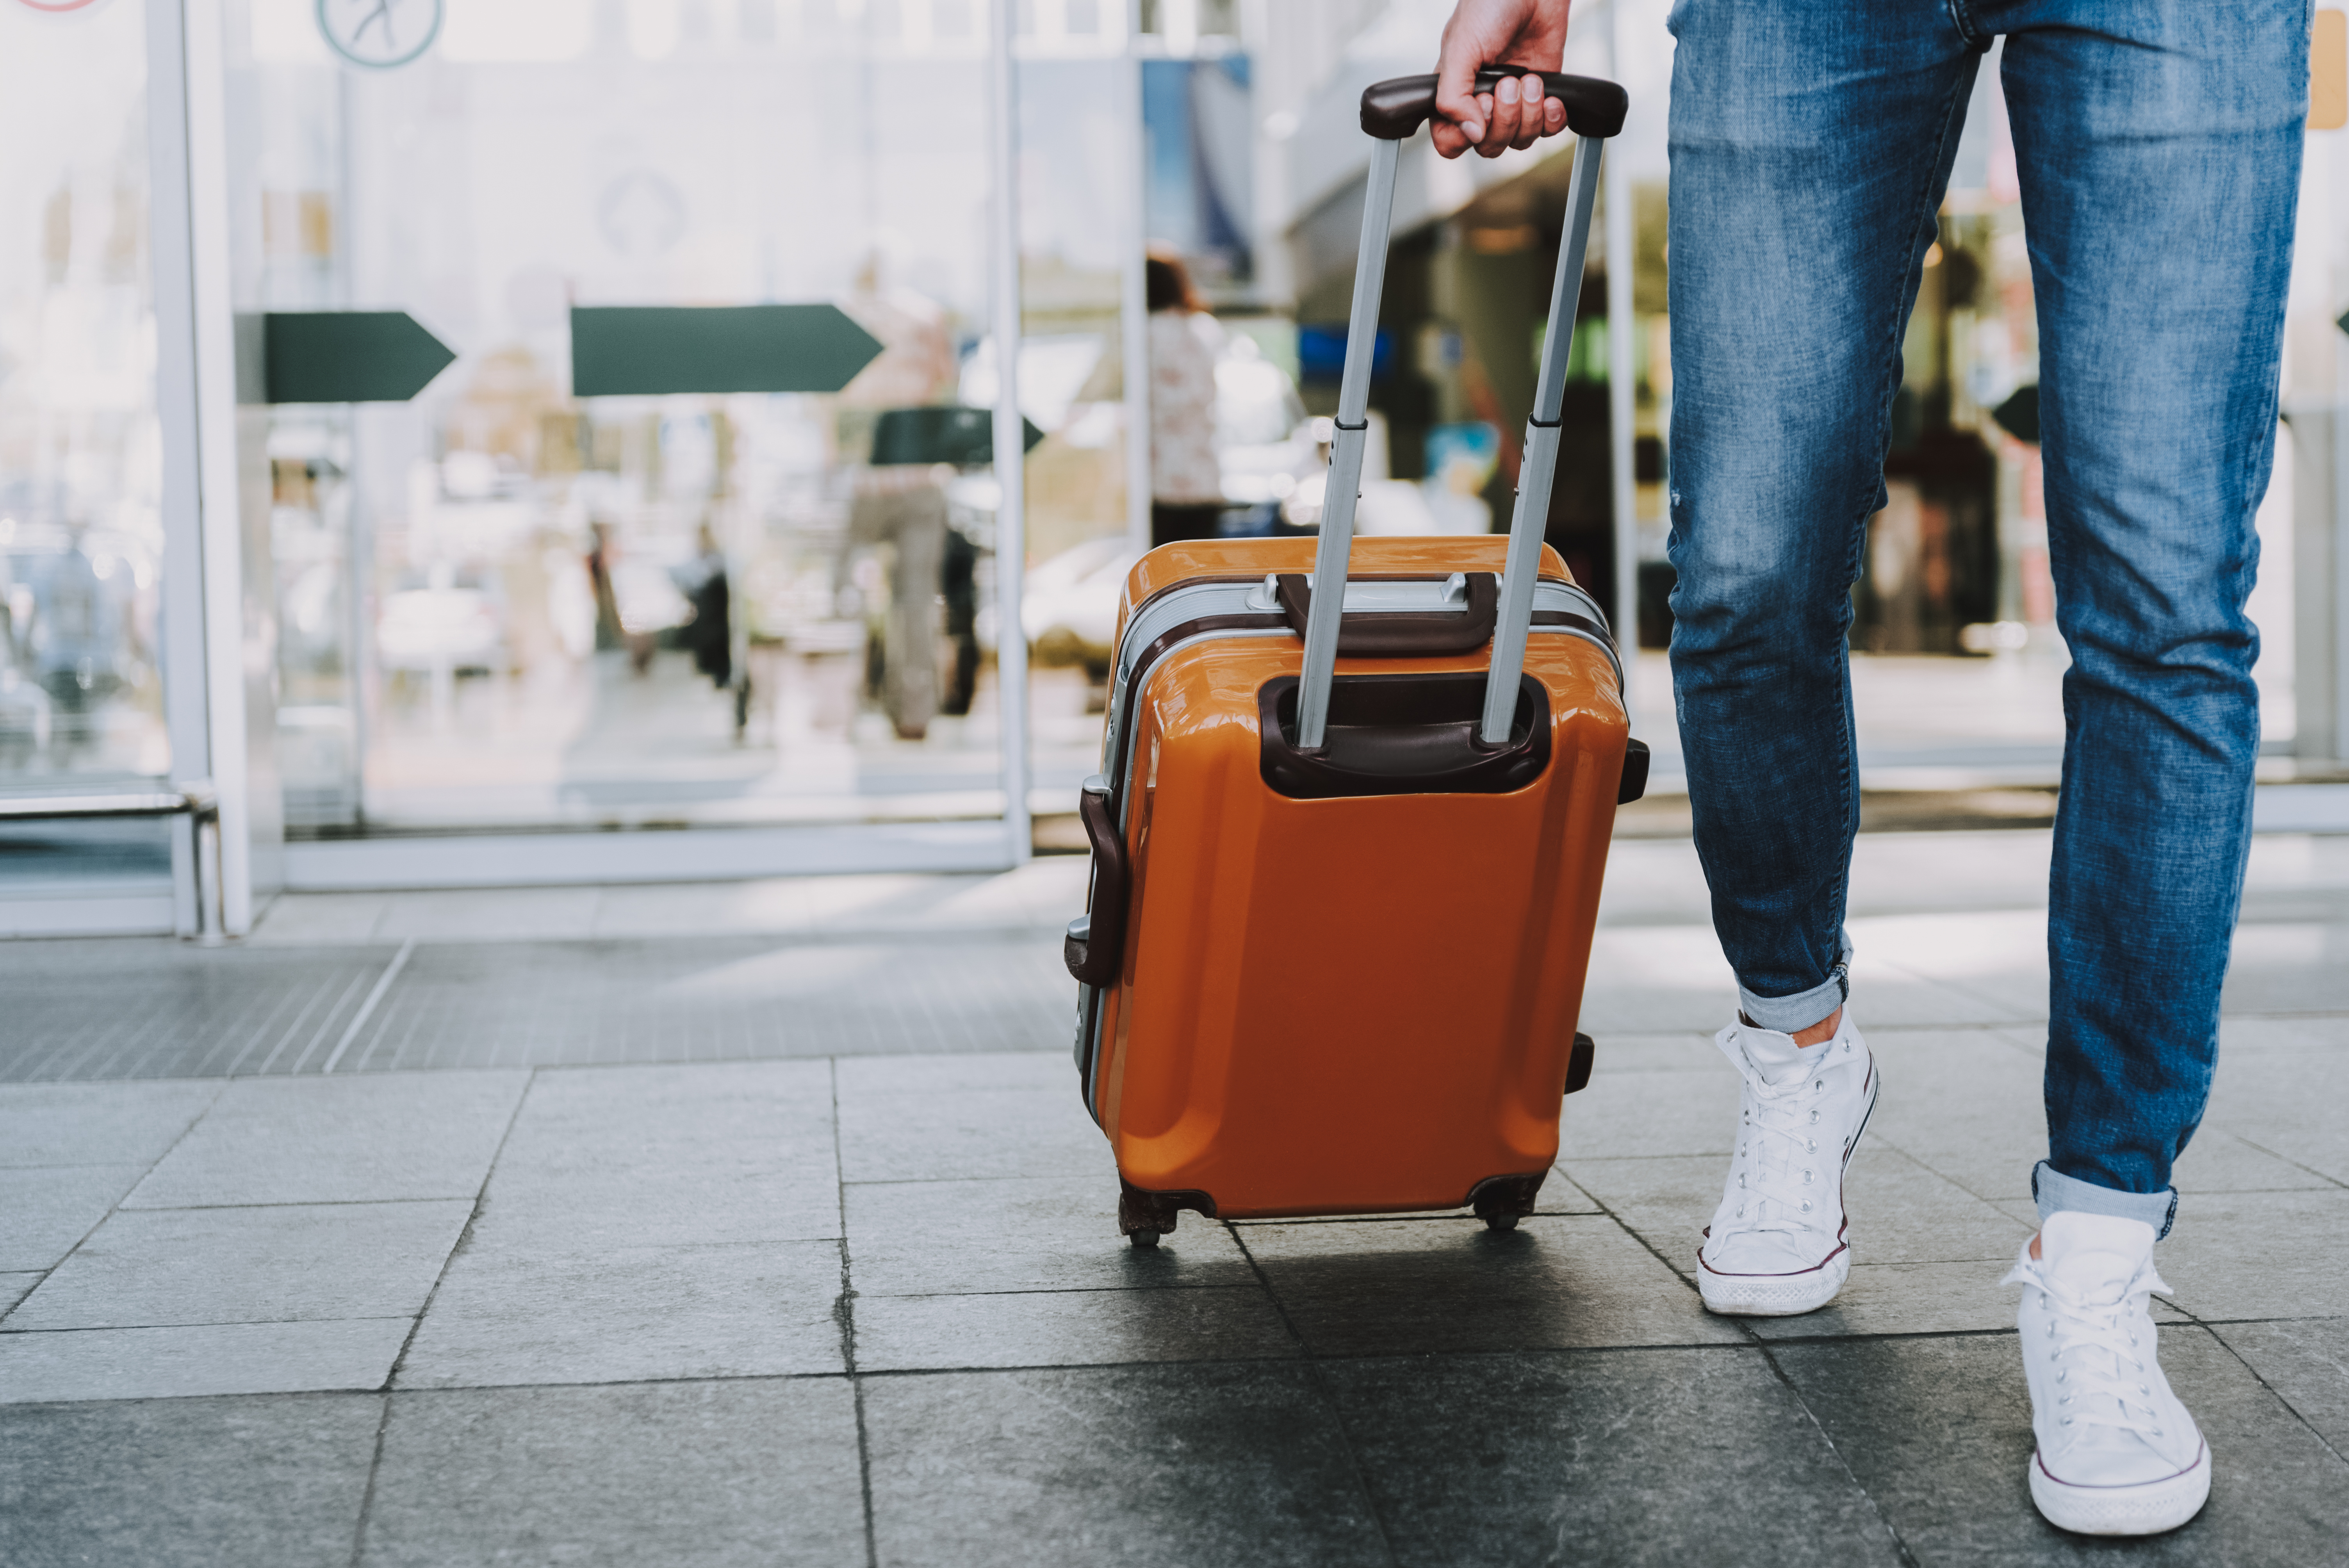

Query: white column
left=146, top=0, right=254, bottom=934
left=989, top=0, right=1033, bottom=863
left=1123, top=15, right=1154, bottom=558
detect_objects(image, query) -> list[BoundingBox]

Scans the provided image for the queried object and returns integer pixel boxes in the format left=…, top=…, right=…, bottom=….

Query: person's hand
left=1431, top=0, right=1573, bottom=160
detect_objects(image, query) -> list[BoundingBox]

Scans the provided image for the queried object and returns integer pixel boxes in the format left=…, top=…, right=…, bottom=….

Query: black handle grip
left=1360, top=68, right=1626, bottom=141
left=1273, top=573, right=1500, bottom=657
left=1065, top=788, right=1130, bottom=987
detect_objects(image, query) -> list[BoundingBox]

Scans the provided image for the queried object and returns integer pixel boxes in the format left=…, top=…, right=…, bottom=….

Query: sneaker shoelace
left=2001, top=1252, right=2177, bottom=1444
left=1723, top=1041, right=1837, bottom=1241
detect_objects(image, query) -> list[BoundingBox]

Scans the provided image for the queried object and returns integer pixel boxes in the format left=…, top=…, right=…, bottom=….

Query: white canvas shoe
left=2004, top=1212, right=2210, bottom=1536
left=1697, top=1012, right=1878, bottom=1316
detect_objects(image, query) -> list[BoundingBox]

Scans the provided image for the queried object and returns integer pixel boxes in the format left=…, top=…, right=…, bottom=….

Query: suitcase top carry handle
left=1294, top=71, right=1620, bottom=751
left=1360, top=68, right=1627, bottom=141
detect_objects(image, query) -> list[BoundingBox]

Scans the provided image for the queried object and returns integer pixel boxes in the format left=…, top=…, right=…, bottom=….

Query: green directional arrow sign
left=263, top=312, right=456, bottom=404
left=570, top=305, right=884, bottom=397
left=870, top=406, right=1045, bottom=466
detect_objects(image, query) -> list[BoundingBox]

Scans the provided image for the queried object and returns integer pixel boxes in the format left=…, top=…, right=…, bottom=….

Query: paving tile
left=471, top=1155, right=843, bottom=1251
left=396, top=1239, right=845, bottom=1387
left=244, top=890, right=392, bottom=944
left=2199, top=1042, right=2349, bottom=1185
left=1773, top=1326, right=2349, bottom=1566
left=1565, top=1145, right=2031, bottom=1270
left=1239, top=1213, right=1743, bottom=1354
left=0, top=1165, right=144, bottom=1271
left=0, top=1319, right=412, bottom=1403
left=1558, top=1064, right=1739, bottom=1160
left=838, top=1086, right=1112, bottom=1185
left=359, top=1379, right=865, bottom=1568
left=853, top=1283, right=1296, bottom=1371
left=1577, top=924, right=1740, bottom=1036
left=2223, top=922, right=2349, bottom=1014
left=0, top=1275, right=38, bottom=1316
left=1581, top=1028, right=1725, bottom=1074
left=124, top=1073, right=529, bottom=1208
left=2156, top=1190, right=2349, bottom=1321
left=863, top=1363, right=1384, bottom=1566
left=371, top=887, right=606, bottom=943
left=834, top=1049, right=1072, bottom=1096
left=846, top=1175, right=1255, bottom=1296
left=1855, top=1026, right=2049, bottom=1206
left=4, top=1201, right=471, bottom=1331
left=0, top=1080, right=218, bottom=1167
left=1853, top=910, right=2050, bottom=1023
left=0, top=1392, right=379, bottom=1566
left=2169, top=1127, right=2342, bottom=1194
left=1323, top=1348, right=1906, bottom=1568
left=501, top=1059, right=837, bottom=1152
left=2206, top=1317, right=2349, bottom=1452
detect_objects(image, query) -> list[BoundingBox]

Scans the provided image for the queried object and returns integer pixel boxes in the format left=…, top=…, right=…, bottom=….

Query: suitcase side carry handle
left=1066, top=776, right=1128, bottom=985
left=1360, top=69, right=1627, bottom=141
left=1294, top=71, right=1618, bottom=751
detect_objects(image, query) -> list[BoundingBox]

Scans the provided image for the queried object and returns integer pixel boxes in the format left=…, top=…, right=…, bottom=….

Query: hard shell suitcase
left=1065, top=69, right=1641, bottom=1244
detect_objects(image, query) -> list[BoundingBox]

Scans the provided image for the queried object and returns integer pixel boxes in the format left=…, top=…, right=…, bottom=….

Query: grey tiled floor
left=4, top=834, right=2348, bottom=1566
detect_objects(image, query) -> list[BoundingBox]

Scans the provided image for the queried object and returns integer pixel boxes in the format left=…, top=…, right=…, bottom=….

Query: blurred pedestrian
left=1434, top=0, right=2303, bottom=1537
left=1145, top=246, right=1226, bottom=547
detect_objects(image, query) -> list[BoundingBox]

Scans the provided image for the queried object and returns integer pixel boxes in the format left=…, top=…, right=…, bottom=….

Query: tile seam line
left=378, top=1064, right=536, bottom=1396
left=2196, top=1320, right=2349, bottom=1470
left=320, top=937, right=416, bottom=1075
left=1224, top=1221, right=1404, bottom=1567
left=831, top=1057, right=879, bottom=1568
left=0, top=1080, right=228, bottom=1329
left=0, top=1315, right=419, bottom=1336
left=1743, top=1332, right=1924, bottom=1568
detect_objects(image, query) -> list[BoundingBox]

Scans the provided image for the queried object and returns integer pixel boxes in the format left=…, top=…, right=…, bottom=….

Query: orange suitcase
left=1064, top=69, right=1643, bottom=1244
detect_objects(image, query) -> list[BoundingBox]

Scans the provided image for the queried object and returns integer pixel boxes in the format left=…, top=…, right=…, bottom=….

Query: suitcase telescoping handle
left=1292, top=68, right=1624, bottom=752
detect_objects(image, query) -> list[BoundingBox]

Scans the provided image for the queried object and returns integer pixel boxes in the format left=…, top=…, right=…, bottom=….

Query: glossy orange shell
left=1092, top=538, right=1627, bottom=1218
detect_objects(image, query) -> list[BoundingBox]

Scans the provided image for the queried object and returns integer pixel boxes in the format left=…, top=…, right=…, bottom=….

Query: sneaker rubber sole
left=1697, top=1064, right=1881, bottom=1319
left=1698, top=1247, right=1851, bottom=1316
left=2028, top=1441, right=2211, bottom=1536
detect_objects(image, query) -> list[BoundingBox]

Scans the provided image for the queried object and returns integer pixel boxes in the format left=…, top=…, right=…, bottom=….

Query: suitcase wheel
left=1483, top=1213, right=1520, bottom=1232
left=1128, top=1228, right=1164, bottom=1249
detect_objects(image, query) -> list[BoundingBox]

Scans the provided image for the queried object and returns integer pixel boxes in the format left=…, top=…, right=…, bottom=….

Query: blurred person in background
left=1433, top=0, right=2304, bottom=1538
left=1145, top=246, right=1225, bottom=548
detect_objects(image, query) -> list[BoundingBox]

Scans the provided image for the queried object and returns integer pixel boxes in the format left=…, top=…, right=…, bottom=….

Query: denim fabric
left=1665, top=1, right=2306, bottom=1213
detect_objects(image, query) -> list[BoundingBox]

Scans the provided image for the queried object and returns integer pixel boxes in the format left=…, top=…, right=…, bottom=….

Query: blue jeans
left=1664, top=0, right=2307, bottom=1236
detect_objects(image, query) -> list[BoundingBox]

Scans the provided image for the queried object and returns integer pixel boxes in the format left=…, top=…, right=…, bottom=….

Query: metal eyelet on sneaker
left=2061, top=1416, right=2075, bottom=1426
left=1801, top=1169, right=1814, bottom=1184
left=1814, top=1081, right=1826, bottom=1094
left=1800, top=1200, right=1812, bottom=1213
left=1808, top=1108, right=1820, bottom=1124
left=1805, top=1139, right=1817, bottom=1153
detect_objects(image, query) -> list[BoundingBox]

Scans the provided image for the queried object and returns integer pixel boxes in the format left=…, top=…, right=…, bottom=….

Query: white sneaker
left=2003, top=1212, right=2210, bottom=1536
left=1697, top=1012, right=1878, bottom=1316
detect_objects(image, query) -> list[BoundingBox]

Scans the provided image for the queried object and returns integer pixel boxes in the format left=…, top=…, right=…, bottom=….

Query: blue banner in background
left=1143, top=55, right=1253, bottom=291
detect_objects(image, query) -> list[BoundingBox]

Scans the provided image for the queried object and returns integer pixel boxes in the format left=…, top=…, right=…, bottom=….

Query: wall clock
left=315, top=0, right=442, bottom=69
left=11, top=0, right=120, bottom=17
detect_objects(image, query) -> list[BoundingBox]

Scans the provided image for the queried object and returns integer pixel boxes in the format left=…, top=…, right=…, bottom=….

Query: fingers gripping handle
left=1360, top=68, right=1627, bottom=140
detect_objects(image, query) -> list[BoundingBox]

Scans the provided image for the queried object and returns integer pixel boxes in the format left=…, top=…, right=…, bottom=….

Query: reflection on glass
left=0, top=5, right=169, bottom=793
left=224, top=0, right=1048, bottom=835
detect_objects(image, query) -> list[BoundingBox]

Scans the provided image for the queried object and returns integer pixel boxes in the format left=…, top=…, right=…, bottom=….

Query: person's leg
left=1996, top=0, right=2303, bottom=1238
left=1985, top=0, right=2303, bottom=1534
left=1667, top=0, right=1980, bottom=1315
left=1668, top=0, right=1981, bottom=1033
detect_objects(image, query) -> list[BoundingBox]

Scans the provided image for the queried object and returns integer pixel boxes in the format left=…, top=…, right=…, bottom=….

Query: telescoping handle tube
left=1292, top=69, right=1620, bottom=751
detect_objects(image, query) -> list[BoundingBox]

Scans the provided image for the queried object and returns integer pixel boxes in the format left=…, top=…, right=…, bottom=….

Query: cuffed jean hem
left=1736, top=935, right=1854, bottom=1034
left=2033, top=1160, right=2180, bottom=1241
